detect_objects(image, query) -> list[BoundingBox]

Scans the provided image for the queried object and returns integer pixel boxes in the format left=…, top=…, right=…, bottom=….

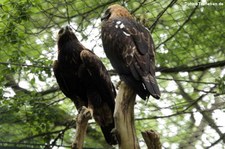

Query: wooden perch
left=72, top=106, right=92, bottom=149
left=141, top=130, right=162, bottom=149
left=114, top=81, right=140, bottom=149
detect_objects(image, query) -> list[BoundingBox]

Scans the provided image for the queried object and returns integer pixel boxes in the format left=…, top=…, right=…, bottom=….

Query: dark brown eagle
left=53, top=26, right=117, bottom=145
left=101, top=4, right=160, bottom=100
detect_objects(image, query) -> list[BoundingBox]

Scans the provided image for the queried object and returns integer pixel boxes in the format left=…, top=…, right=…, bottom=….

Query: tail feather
left=142, top=75, right=160, bottom=99
left=101, top=123, right=117, bottom=145
left=120, top=75, right=149, bottom=100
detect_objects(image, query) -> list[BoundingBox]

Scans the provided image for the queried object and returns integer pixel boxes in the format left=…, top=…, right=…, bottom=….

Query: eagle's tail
left=100, top=123, right=117, bottom=145
left=142, top=74, right=160, bottom=99
left=120, top=75, right=150, bottom=100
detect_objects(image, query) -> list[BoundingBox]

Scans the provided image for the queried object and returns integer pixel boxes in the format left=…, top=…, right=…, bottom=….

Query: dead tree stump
left=114, top=81, right=140, bottom=149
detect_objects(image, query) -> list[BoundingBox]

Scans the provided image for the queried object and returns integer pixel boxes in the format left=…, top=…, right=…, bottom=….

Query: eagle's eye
left=101, top=9, right=111, bottom=21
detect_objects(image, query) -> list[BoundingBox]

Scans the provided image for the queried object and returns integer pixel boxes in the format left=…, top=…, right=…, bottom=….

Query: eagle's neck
left=57, top=41, right=83, bottom=66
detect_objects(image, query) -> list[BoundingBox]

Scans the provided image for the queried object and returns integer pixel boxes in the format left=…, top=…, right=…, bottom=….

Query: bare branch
left=5, top=75, right=30, bottom=94
left=157, top=60, right=225, bottom=73
left=108, top=60, right=225, bottom=76
left=141, top=130, right=162, bottom=149
left=157, top=77, right=217, bottom=85
left=40, top=87, right=59, bottom=95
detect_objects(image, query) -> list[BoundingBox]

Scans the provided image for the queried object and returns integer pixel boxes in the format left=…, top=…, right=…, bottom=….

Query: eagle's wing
left=53, top=60, right=72, bottom=98
left=53, top=60, right=85, bottom=109
left=80, top=50, right=116, bottom=108
left=80, top=49, right=117, bottom=145
left=124, top=20, right=160, bottom=99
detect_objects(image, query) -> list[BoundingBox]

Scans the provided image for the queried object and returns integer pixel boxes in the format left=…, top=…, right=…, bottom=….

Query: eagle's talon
left=116, top=80, right=122, bottom=89
left=78, top=106, right=86, bottom=114
left=111, top=128, right=119, bottom=144
left=82, top=108, right=93, bottom=120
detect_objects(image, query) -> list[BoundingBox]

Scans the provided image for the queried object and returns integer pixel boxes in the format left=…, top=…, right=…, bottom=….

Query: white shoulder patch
left=123, top=31, right=130, bottom=36
left=120, top=23, right=125, bottom=29
left=115, top=21, right=125, bottom=29
left=116, top=21, right=121, bottom=24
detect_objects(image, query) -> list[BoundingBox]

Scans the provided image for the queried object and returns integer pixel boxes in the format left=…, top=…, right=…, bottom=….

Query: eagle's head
left=57, top=26, right=86, bottom=53
left=101, top=4, right=133, bottom=21
left=57, top=26, right=78, bottom=44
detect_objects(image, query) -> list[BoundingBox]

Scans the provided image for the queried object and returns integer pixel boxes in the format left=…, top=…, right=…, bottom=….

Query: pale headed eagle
left=101, top=4, right=160, bottom=100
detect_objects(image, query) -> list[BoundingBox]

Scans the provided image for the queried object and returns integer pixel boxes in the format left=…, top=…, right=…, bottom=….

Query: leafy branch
left=155, top=0, right=200, bottom=49
left=149, top=0, right=178, bottom=33
left=157, top=60, right=225, bottom=73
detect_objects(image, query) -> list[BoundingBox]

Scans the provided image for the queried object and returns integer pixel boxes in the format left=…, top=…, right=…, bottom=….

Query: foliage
left=0, top=0, right=225, bottom=148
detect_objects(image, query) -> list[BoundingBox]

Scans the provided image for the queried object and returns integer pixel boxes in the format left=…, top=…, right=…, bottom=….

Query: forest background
left=0, top=0, right=225, bottom=148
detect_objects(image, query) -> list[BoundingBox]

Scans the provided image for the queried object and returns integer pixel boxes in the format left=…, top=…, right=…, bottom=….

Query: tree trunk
left=114, top=81, right=140, bottom=149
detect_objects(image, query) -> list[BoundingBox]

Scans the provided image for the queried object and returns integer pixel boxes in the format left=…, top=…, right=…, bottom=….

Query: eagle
left=101, top=4, right=160, bottom=100
left=53, top=26, right=117, bottom=145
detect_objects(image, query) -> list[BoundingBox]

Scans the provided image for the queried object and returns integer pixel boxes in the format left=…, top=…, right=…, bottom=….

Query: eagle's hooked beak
left=58, top=25, right=74, bottom=38
left=101, top=9, right=111, bottom=21
left=64, top=25, right=73, bottom=32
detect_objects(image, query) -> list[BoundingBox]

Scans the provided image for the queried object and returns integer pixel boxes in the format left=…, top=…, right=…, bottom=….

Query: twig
left=183, top=85, right=217, bottom=112
left=149, top=0, right=177, bottom=33
left=0, top=61, right=50, bottom=69
left=156, top=0, right=200, bottom=49
left=64, top=0, right=70, bottom=25
left=206, top=133, right=225, bottom=149
left=69, top=0, right=119, bottom=19
left=44, top=127, right=66, bottom=149
left=130, top=0, right=148, bottom=14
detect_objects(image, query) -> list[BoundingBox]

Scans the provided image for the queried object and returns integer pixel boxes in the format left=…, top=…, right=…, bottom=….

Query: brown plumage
left=101, top=4, right=160, bottom=100
left=53, top=26, right=117, bottom=145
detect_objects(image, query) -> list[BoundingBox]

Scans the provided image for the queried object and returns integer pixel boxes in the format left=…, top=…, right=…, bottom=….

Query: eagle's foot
left=111, top=128, right=119, bottom=144
left=79, top=106, right=93, bottom=120
left=116, top=80, right=122, bottom=89
left=83, top=108, right=93, bottom=120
